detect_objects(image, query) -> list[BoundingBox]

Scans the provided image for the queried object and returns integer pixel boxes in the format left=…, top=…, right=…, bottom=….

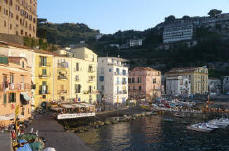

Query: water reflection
left=78, top=115, right=229, bottom=151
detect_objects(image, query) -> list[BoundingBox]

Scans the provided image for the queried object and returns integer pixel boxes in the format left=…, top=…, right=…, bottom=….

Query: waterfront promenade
left=0, top=132, right=11, bottom=151
left=26, top=113, right=93, bottom=151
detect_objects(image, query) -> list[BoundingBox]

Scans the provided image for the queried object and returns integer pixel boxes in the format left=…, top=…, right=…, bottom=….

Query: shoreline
left=26, top=112, right=93, bottom=151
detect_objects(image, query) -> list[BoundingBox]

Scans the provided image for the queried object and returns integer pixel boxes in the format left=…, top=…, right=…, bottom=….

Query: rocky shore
left=63, top=107, right=155, bottom=134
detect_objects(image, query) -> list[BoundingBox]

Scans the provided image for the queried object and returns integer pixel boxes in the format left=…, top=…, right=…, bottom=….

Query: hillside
left=37, top=18, right=99, bottom=46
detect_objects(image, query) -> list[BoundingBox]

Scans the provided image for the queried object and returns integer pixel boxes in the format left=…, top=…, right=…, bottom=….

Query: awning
left=21, top=92, right=31, bottom=101
left=0, top=114, right=14, bottom=121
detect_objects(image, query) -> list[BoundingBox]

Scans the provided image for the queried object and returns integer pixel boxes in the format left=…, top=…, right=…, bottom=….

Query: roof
left=131, top=67, right=160, bottom=72
left=165, top=67, right=198, bottom=75
left=99, top=57, right=128, bottom=62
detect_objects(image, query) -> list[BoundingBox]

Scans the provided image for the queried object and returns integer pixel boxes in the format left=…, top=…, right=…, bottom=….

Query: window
left=123, top=70, right=126, bottom=75
left=10, top=73, right=14, bottom=83
left=109, top=68, right=112, bottom=72
left=132, top=78, right=135, bottom=83
left=4, top=94, right=7, bottom=104
left=4, top=21, right=7, bottom=27
left=89, top=86, right=93, bottom=93
left=116, top=68, right=120, bottom=74
left=101, top=85, right=104, bottom=91
left=9, top=93, right=16, bottom=103
left=42, top=69, right=47, bottom=76
left=75, top=75, right=79, bottom=81
left=22, top=61, right=24, bottom=68
left=99, top=76, right=104, bottom=81
left=40, top=56, right=47, bottom=66
left=75, top=84, right=81, bottom=93
left=137, top=77, right=142, bottom=83
left=153, top=78, right=157, bottom=84
left=75, top=63, right=79, bottom=71
left=139, top=86, right=142, bottom=90
left=128, top=78, right=131, bottom=83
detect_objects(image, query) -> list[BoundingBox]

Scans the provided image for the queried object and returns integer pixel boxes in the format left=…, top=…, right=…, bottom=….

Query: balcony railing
left=39, top=74, right=51, bottom=78
left=39, top=62, right=51, bottom=67
left=39, top=90, right=49, bottom=95
left=58, top=75, right=67, bottom=80
left=58, top=62, right=68, bottom=68
left=117, top=90, right=128, bottom=94
left=58, top=90, right=67, bottom=94
left=0, top=83, right=31, bottom=91
left=88, top=69, right=95, bottom=73
left=122, top=81, right=127, bottom=85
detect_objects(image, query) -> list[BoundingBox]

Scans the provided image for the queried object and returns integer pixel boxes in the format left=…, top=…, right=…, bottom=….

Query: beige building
left=0, top=0, right=37, bottom=38
left=165, top=67, right=208, bottom=95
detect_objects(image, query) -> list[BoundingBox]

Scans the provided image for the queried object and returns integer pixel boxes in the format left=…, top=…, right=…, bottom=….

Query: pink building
left=0, top=56, right=32, bottom=127
left=128, top=67, right=161, bottom=102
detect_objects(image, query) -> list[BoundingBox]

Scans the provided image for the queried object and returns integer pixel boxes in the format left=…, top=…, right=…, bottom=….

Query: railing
left=122, top=81, right=127, bottom=84
left=0, top=83, right=31, bottom=91
left=39, top=90, right=49, bottom=95
left=58, top=62, right=68, bottom=68
left=117, top=91, right=128, bottom=94
left=39, top=74, right=51, bottom=78
left=88, top=69, right=95, bottom=73
left=58, top=90, right=67, bottom=94
left=58, top=75, right=67, bottom=80
left=39, top=62, right=51, bottom=67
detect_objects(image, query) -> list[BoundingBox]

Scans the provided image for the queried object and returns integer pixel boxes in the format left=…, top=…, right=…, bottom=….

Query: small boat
left=187, top=123, right=213, bottom=133
left=174, top=112, right=185, bottom=118
left=208, top=120, right=228, bottom=128
left=206, top=122, right=219, bottom=129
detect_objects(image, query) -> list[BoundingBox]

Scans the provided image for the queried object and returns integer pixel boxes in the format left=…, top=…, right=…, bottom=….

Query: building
left=69, top=47, right=98, bottom=104
left=0, top=0, right=37, bottom=38
left=208, top=78, right=221, bottom=96
left=129, top=39, right=143, bottom=47
left=0, top=56, right=32, bottom=126
left=53, top=55, right=71, bottom=102
left=166, top=76, right=191, bottom=96
left=163, top=24, right=193, bottom=43
left=128, top=67, right=161, bottom=102
left=98, top=57, right=128, bottom=105
left=165, top=67, right=208, bottom=95
left=223, top=76, right=229, bottom=94
left=34, top=50, right=54, bottom=108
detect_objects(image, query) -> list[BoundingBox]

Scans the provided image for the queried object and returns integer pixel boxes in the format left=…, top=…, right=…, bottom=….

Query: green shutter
left=3, top=94, right=7, bottom=104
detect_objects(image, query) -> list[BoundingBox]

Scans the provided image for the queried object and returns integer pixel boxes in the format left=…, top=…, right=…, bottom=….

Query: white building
left=166, top=76, right=191, bottom=96
left=163, top=24, right=193, bottom=43
left=223, top=76, right=229, bottom=94
left=98, top=57, right=128, bottom=105
left=129, top=39, right=143, bottom=47
left=208, top=78, right=221, bottom=96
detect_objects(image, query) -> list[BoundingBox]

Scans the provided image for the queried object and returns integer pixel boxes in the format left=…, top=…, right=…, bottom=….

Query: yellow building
left=165, top=66, right=208, bottom=95
left=53, top=55, right=71, bottom=102
left=69, top=47, right=98, bottom=104
left=34, top=50, right=54, bottom=108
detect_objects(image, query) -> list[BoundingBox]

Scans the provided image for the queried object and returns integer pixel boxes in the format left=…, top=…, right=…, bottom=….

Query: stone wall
left=0, top=33, right=24, bottom=45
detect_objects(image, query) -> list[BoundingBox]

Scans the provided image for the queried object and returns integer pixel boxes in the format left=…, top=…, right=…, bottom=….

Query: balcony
left=58, top=62, right=68, bottom=68
left=58, top=90, right=67, bottom=94
left=39, top=90, right=49, bottom=95
left=58, top=75, right=67, bottom=80
left=117, top=90, right=128, bottom=94
left=88, top=69, right=95, bottom=73
left=39, top=62, right=51, bottom=67
left=0, top=83, right=31, bottom=91
left=122, top=81, right=127, bottom=85
left=39, top=74, right=50, bottom=79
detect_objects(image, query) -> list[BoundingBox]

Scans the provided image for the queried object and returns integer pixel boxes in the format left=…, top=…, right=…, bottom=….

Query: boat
left=187, top=123, right=213, bottom=133
left=206, top=122, right=219, bottom=129
left=208, top=119, right=228, bottom=128
left=174, top=112, right=185, bottom=118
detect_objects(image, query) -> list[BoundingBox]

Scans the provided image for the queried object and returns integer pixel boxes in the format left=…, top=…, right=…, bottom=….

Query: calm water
left=78, top=114, right=229, bottom=151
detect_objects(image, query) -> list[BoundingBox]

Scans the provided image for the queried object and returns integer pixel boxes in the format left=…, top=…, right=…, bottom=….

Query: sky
left=38, top=0, right=229, bottom=34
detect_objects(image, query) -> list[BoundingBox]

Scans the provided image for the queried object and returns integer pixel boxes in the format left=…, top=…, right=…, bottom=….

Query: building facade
left=166, top=76, right=191, bottom=96
left=223, top=76, right=229, bottom=94
left=98, top=57, right=128, bottom=105
left=208, top=78, right=221, bottom=96
left=0, top=0, right=37, bottom=38
left=34, top=51, right=54, bottom=108
left=69, top=47, right=98, bottom=104
left=165, top=67, right=208, bottom=95
left=53, top=56, right=71, bottom=102
left=129, top=39, right=143, bottom=47
left=128, top=67, right=161, bottom=101
left=163, top=24, right=193, bottom=43
left=0, top=56, right=32, bottom=126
